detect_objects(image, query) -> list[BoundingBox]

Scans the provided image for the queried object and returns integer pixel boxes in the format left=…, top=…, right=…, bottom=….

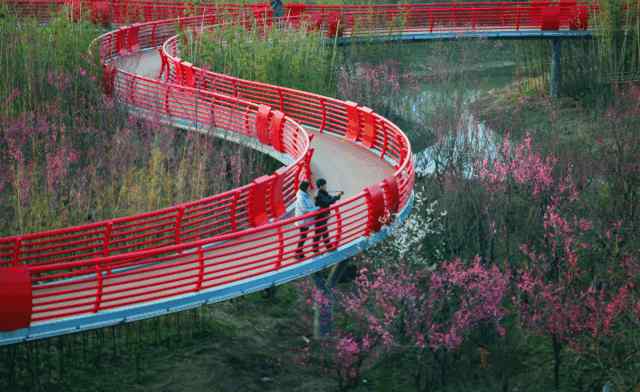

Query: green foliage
left=184, top=23, right=340, bottom=96
left=0, top=12, right=101, bottom=118
left=0, top=12, right=278, bottom=236
left=517, top=0, right=640, bottom=104
left=593, top=0, right=640, bottom=82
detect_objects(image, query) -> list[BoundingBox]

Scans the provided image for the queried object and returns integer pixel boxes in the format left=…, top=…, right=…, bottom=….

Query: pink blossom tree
left=327, top=259, right=509, bottom=391
left=479, top=133, right=639, bottom=389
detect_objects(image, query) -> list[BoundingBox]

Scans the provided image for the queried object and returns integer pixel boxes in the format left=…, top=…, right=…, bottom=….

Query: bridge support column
left=550, top=38, right=561, bottom=99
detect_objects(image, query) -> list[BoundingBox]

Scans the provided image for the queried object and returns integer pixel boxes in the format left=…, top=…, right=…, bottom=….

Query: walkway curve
left=0, top=0, right=596, bottom=345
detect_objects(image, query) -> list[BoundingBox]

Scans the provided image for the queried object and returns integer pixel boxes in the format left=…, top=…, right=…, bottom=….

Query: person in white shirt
left=294, top=180, right=318, bottom=259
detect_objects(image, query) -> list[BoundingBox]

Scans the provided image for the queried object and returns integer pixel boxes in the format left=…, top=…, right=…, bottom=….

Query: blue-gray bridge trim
left=339, top=29, right=592, bottom=44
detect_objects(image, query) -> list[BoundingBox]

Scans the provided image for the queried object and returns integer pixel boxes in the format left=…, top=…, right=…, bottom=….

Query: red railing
left=4, top=0, right=597, bottom=30
left=0, top=81, right=310, bottom=268
left=16, top=11, right=412, bottom=325
left=0, top=0, right=608, bottom=331
left=0, top=14, right=312, bottom=268
left=286, top=1, right=595, bottom=33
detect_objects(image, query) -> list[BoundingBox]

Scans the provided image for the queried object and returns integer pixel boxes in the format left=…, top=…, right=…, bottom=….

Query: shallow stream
left=347, top=40, right=519, bottom=175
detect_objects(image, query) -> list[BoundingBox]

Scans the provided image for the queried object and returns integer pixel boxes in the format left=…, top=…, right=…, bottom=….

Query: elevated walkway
left=0, top=0, right=601, bottom=345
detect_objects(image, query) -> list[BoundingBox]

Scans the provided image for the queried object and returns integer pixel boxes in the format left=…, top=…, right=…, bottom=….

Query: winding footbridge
left=0, top=0, right=595, bottom=345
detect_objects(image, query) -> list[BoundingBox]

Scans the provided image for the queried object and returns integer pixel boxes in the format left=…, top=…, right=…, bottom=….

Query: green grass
left=0, top=284, right=339, bottom=392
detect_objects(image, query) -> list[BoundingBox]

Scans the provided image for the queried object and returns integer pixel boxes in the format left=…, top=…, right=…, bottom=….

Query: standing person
left=295, top=181, right=318, bottom=259
left=314, top=178, right=344, bottom=253
left=270, top=0, right=283, bottom=17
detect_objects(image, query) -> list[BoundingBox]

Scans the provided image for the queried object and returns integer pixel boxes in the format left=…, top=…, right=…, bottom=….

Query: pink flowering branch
left=328, top=260, right=509, bottom=389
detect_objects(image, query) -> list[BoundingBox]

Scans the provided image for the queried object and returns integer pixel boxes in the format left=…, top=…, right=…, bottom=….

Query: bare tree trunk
left=312, top=261, right=350, bottom=339
left=552, top=334, right=562, bottom=391
left=439, top=350, right=448, bottom=388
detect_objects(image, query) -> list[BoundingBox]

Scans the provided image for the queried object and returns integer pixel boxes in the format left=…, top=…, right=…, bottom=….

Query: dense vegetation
left=1, top=2, right=639, bottom=392
left=181, top=6, right=640, bottom=391
left=183, top=22, right=340, bottom=97
left=0, top=12, right=277, bottom=236
left=517, top=0, right=639, bottom=104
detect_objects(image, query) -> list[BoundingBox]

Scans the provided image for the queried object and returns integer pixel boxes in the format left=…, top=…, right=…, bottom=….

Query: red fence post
left=230, top=191, right=240, bottom=231
left=271, top=167, right=288, bottom=218
left=93, top=263, right=103, bottom=313
left=244, top=106, right=251, bottom=134
left=182, top=62, right=195, bottom=87
left=175, top=207, right=185, bottom=244
left=364, top=184, right=386, bottom=234
left=359, top=106, right=376, bottom=148
left=116, top=27, right=127, bottom=54
left=232, top=79, right=239, bottom=97
left=13, top=238, right=21, bottom=266
left=196, top=247, right=205, bottom=291
left=277, top=89, right=285, bottom=111
left=382, top=177, right=400, bottom=214
left=127, top=23, right=140, bottom=51
left=270, top=110, right=285, bottom=152
left=158, top=47, right=167, bottom=79
left=175, top=61, right=183, bottom=85
left=345, top=101, right=360, bottom=141
left=541, top=4, right=561, bottom=30
left=334, top=206, right=343, bottom=250
left=305, top=148, right=315, bottom=186
left=319, top=99, right=327, bottom=132
left=151, top=23, right=158, bottom=46
left=103, top=221, right=112, bottom=257
left=327, top=11, right=343, bottom=37
left=0, top=267, right=32, bottom=331
left=128, top=76, right=137, bottom=106
left=256, top=104, right=272, bottom=145
left=380, top=121, right=389, bottom=160
left=275, top=225, right=284, bottom=269
left=248, top=175, right=272, bottom=227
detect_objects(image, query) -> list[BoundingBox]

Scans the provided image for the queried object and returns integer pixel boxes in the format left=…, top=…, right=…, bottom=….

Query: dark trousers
left=296, top=226, right=309, bottom=256
left=313, top=218, right=333, bottom=252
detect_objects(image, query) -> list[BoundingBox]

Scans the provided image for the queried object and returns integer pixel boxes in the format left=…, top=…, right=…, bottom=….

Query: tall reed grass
left=516, top=0, right=640, bottom=104
left=0, top=13, right=277, bottom=236
left=184, top=22, right=340, bottom=96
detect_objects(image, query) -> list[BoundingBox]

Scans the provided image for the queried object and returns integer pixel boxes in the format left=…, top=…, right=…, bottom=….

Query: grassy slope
left=1, top=285, right=340, bottom=392
left=470, top=81, right=599, bottom=142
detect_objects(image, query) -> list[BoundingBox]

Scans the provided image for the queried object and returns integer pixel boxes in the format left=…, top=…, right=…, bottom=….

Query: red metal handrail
left=2, top=1, right=600, bottom=30
left=0, top=13, right=311, bottom=268
left=19, top=11, right=412, bottom=325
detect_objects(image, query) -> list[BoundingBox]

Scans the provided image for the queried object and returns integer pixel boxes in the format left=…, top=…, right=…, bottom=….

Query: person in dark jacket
left=313, top=178, right=343, bottom=253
